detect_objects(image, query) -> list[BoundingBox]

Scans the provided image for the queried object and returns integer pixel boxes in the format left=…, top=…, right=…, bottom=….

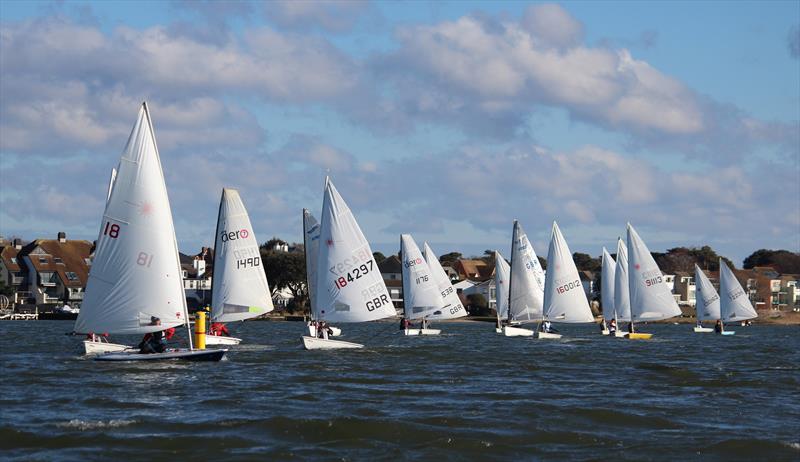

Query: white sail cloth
left=423, top=242, right=467, bottom=319
left=613, top=238, right=632, bottom=322
left=626, top=224, right=681, bottom=321
left=401, top=234, right=444, bottom=320
left=694, top=264, right=721, bottom=321
left=303, top=209, right=322, bottom=318
left=211, top=188, right=274, bottom=323
left=601, top=247, right=616, bottom=321
left=76, top=103, right=187, bottom=335
left=508, top=220, right=545, bottom=323
left=315, top=179, right=396, bottom=323
left=542, top=222, right=594, bottom=323
left=494, top=251, right=511, bottom=320
left=719, top=259, right=758, bottom=322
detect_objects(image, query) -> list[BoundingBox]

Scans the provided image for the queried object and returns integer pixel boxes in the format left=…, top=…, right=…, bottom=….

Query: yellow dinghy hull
left=626, top=333, right=653, bottom=340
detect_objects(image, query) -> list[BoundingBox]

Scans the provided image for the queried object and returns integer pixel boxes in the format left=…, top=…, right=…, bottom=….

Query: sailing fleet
left=74, top=103, right=759, bottom=360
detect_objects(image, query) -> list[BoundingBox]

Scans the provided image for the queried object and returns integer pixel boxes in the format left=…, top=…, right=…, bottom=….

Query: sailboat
left=301, top=178, right=397, bottom=350
left=718, top=258, right=758, bottom=335
left=600, top=247, right=615, bottom=335
left=422, top=242, right=468, bottom=324
left=625, top=223, right=682, bottom=339
left=206, top=188, right=274, bottom=345
left=75, top=102, right=226, bottom=361
left=303, top=209, right=342, bottom=338
left=493, top=251, right=514, bottom=334
left=400, top=234, right=444, bottom=335
left=503, top=220, right=546, bottom=337
left=539, top=222, right=594, bottom=339
left=693, top=264, right=720, bottom=333
left=612, top=238, right=632, bottom=337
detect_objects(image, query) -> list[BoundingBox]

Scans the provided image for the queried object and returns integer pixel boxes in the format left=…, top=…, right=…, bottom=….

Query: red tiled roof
left=21, top=239, right=92, bottom=287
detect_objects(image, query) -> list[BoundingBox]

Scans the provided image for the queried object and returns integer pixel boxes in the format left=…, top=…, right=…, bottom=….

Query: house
left=578, top=270, right=596, bottom=299
left=673, top=271, right=695, bottom=306
left=18, top=233, right=92, bottom=306
left=462, top=279, right=497, bottom=310
left=453, top=258, right=494, bottom=281
left=0, top=239, right=27, bottom=304
left=378, top=255, right=402, bottom=281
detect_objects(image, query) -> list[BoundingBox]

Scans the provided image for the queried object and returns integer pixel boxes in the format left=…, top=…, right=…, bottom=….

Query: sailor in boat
left=138, top=317, right=176, bottom=354
left=316, top=320, right=333, bottom=340
left=599, top=319, right=608, bottom=332
left=714, top=319, right=723, bottom=334
left=608, top=318, right=617, bottom=335
left=627, top=322, right=635, bottom=334
left=541, top=321, right=557, bottom=334
left=400, top=317, right=409, bottom=331
left=210, top=322, right=230, bottom=338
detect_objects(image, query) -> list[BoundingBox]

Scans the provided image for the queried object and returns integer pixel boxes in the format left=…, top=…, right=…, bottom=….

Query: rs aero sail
left=401, top=234, right=444, bottom=336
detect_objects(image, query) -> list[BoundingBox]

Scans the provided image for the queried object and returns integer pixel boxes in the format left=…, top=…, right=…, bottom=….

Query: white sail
left=694, top=264, right=721, bottom=321
left=401, top=234, right=444, bottom=320
left=106, top=168, right=117, bottom=203
left=303, top=209, right=321, bottom=319
left=76, top=102, right=187, bottom=335
left=210, top=188, right=274, bottom=323
left=626, top=224, right=681, bottom=321
left=508, top=220, right=545, bottom=322
left=601, top=247, right=616, bottom=321
left=422, top=242, right=467, bottom=319
left=719, top=259, right=758, bottom=322
left=315, top=178, right=395, bottom=322
left=542, top=222, right=594, bottom=323
left=613, top=238, right=632, bottom=322
left=494, top=251, right=510, bottom=320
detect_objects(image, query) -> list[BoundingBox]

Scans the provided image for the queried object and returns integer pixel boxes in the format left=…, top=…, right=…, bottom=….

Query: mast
left=506, top=220, right=516, bottom=325
left=400, top=234, right=407, bottom=320
left=302, top=208, right=313, bottom=322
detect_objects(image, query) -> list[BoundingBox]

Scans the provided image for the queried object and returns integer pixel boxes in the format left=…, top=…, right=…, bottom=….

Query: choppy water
left=1, top=321, right=798, bottom=461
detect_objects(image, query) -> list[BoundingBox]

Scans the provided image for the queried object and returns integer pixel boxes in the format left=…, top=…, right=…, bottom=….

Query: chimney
left=13, top=238, right=22, bottom=250
left=58, top=232, right=66, bottom=243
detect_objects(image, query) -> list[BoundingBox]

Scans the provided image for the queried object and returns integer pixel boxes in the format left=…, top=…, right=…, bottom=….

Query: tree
left=262, top=237, right=288, bottom=251
left=743, top=249, right=800, bottom=273
left=373, top=252, right=386, bottom=264
left=0, top=280, right=14, bottom=297
left=538, top=256, right=547, bottom=270
left=261, top=248, right=308, bottom=312
left=572, top=252, right=601, bottom=272
left=465, top=293, right=490, bottom=316
left=439, top=252, right=462, bottom=266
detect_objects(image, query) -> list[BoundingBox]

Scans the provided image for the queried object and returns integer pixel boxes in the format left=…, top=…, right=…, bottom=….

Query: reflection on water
left=1, top=320, right=799, bottom=461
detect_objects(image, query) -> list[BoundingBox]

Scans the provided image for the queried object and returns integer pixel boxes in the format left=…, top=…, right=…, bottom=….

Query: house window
left=65, top=272, right=79, bottom=281
left=53, top=257, right=64, bottom=264
left=10, top=257, right=17, bottom=264
left=39, top=257, right=48, bottom=264
left=84, top=258, right=92, bottom=265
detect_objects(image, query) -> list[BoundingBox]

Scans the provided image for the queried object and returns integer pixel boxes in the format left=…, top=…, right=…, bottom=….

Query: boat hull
left=302, top=336, right=363, bottom=350
left=204, top=335, right=242, bottom=345
left=719, top=331, right=735, bottom=336
left=601, top=329, right=610, bottom=335
left=503, top=326, right=534, bottom=337
left=94, top=349, right=227, bottom=362
left=83, top=340, right=134, bottom=355
left=536, top=331, right=562, bottom=339
left=626, top=333, right=653, bottom=340
left=693, top=327, right=714, bottom=333
left=404, top=328, right=441, bottom=336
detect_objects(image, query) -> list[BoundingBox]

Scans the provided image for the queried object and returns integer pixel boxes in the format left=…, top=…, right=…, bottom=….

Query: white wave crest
left=58, top=419, right=136, bottom=431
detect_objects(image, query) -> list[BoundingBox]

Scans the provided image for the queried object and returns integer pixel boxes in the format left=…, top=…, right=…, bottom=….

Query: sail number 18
left=334, top=260, right=374, bottom=289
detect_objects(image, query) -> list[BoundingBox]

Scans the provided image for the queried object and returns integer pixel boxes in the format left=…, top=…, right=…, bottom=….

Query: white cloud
left=521, top=3, right=584, bottom=50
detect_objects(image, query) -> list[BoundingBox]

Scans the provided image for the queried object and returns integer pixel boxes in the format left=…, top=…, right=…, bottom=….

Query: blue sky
left=1, top=0, right=798, bottom=266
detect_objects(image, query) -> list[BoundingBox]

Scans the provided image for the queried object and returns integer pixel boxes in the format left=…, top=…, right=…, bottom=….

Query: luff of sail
left=508, top=220, right=545, bottom=323
left=626, top=224, right=681, bottom=321
left=694, top=264, right=721, bottom=321
left=401, top=234, right=444, bottom=320
left=315, top=179, right=395, bottom=322
left=542, top=222, right=594, bottom=323
left=601, top=247, right=616, bottom=321
left=613, top=238, right=632, bottom=322
left=423, top=242, right=467, bottom=319
left=494, top=251, right=511, bottom=321
left=211, top=188, right=274, bottom=323
left=76, top=102, right=187, bottom=335
left=719, top=259, right=758, bottom=322
left=303, top=209, right=321, bottom=319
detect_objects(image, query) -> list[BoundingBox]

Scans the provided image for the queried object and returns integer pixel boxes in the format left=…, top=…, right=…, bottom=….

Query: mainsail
left=694, top=264, right=721, bottom=322
left=401, top=234, right=444, bottom=320
left=315, top=179, right=396, bottom=322
left=601, top=247, right=616, bottom=321
left=542, top=222, right=594, bottom=323
left=210, top=188, right=274, bottom=323
left=508, top=220, right=545, bottom=323
left=303, top=209, right=321, bottom=319
left=494, top=251, right=511, bottom=321
left=719, top=259, right=758, bottom=322
left=613, top=238, right=632, bottom=322
left=626, top=224, right=681, bottom=321
left=423, top=242, right=467, bottom=319
left=76, top=102, right=187, bottom=335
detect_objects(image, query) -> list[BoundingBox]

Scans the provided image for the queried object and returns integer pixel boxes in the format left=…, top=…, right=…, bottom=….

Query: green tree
left=572, top=252, right=601, bottom=272
left=261, top=249, right=308, bottom=312
left=0, top=280, right=14, bottom=297
left=439, top=252, right=462, bottom=265
left=373, top=251, right=386, bottom=264
left=465, top=293, right=489, bottom=316
left=263, top=237, right=288, bottom=251
left=743, top=249, right=800, bottom=273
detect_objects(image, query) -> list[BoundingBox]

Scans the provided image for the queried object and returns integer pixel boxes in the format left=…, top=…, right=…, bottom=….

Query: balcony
left=11, top=276, right=23, bottom=285
left=68, top=291, right=84, bottom=301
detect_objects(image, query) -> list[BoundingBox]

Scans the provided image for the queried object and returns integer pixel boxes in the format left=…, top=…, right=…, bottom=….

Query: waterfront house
left=0, top=239, right=27, bottom=304
left=18, top=233, right=92, bottom=306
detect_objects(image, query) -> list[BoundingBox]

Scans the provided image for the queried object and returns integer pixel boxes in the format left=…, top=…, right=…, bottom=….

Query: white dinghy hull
left=302, top=336, right=363, bottom=350
left=204, top=335, right=242, bottom=345
left=536, top=331, right=562, bottom=339
left=83, top=340, right=134, bottom=356
left=403, top=328, right=441, bottom=336
left=94, top=349, right=227, bottom=362
left=693, top=327, right=714, bottom=333
left=503, top=326, right=534, bottom=337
